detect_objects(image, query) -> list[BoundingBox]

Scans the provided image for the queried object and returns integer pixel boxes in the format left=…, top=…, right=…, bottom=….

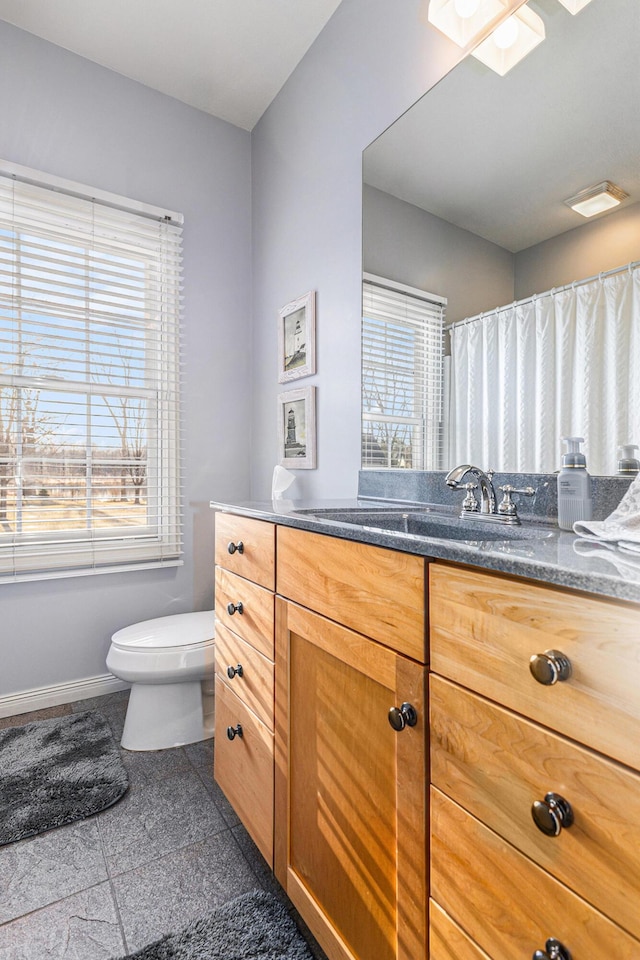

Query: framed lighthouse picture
left=277, top=386, right=316, bottom=469
left=277, top=290, right=316, bottom=383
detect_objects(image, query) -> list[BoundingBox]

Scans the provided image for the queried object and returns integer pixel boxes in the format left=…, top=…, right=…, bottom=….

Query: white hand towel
left=573, top=472, right=640, bottom=544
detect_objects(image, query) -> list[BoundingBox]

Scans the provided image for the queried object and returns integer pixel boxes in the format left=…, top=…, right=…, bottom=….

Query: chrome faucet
left=445, top=464, right=535, bottom=525
left=445, top=464, right=497, bottom=515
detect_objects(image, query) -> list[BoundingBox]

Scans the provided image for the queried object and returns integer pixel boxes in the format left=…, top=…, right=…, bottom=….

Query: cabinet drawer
left=430, top=675, right=640, bottom=940
left=429, top=563, right=640, bottom=770
left=214, top=676, right=274, bottom=866
left=214, top=513, right=275, bottom=590
left=430, top=788, right=640, bottom=960
left=215, top=621, right=274, bottom=730
left=215, top=567, right=274, bottom=658
left=277, top=525, right=426, bottom=662
left=429, top=901, right=491, bottom=960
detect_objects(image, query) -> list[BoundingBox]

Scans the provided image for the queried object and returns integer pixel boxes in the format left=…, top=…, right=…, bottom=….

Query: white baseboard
left=0, top=674, right=130, bottom=719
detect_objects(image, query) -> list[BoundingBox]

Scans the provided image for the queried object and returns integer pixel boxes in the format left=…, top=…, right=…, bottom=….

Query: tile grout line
left=95, top=807, right=130, bottom=952
left=106, top=873, right=130, bottom=954
left=0, top=877, right=112, bottom=930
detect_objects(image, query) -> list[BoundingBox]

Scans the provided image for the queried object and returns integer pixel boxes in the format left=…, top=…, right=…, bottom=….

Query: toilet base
left=122, top=680, right=210, bottom=751
left=202, top=676, right=215, bottom=740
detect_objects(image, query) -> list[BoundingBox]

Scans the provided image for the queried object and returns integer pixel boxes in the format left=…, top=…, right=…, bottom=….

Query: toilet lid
left=111, top=611, right=215, bottom=650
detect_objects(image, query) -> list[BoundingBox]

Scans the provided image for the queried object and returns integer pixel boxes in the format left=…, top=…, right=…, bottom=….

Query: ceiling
left=364, top=0, right=640, bottom=252
left=0, top=0, right=344, bottom=130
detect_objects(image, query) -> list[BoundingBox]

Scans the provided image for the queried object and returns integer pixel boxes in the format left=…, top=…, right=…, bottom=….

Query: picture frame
left=278, top=290, right=316, bottom=383
left=277, top=386, right=316, bottom=469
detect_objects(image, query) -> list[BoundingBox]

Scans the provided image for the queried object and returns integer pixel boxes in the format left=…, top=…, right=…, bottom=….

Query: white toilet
left=106, top=611, right=215, bottom=751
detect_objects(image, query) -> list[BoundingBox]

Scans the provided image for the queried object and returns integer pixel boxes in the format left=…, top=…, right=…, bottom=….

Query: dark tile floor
left=0, top=691, right=327, bottom=959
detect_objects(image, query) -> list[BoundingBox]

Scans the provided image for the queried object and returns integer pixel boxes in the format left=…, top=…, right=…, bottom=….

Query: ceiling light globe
left=493, top=16, right=519, bottom=49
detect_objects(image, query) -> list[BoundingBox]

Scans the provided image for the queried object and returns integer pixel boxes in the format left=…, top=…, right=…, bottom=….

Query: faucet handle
left=462, top=482, right=479, bottom=512
left=498, top=484, right=536, bottom=517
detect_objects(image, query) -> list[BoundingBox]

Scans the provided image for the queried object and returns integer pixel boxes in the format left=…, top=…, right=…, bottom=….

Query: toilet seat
left=111, top=611, right=215, bottom=651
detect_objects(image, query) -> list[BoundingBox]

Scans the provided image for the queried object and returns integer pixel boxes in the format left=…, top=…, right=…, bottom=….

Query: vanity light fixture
left=556, top=0, right=594, bottom=12
left=471, top=4, right=545, bottom=75
left=426, top=0, right=508, bottom=48
left=564, top=181, right=629, bottom=218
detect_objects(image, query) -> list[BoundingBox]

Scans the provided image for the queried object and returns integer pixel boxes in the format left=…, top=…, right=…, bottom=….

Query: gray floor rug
left=116, top=890, right=314, bottom=960
left=0, top=709, right=128, bottom=846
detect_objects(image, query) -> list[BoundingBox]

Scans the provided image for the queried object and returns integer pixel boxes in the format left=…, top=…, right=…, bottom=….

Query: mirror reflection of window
left=362, top=275, right=445, bottom=470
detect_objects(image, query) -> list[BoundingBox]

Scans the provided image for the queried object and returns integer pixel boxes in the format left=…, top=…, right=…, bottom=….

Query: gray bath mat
left=117, top=890, right=314, bottom=960
left=0, top=709, right=128, bottom=846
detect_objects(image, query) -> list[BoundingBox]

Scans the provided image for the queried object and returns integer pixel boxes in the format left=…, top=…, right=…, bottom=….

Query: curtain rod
left=448, top=259, right=639, bottom=330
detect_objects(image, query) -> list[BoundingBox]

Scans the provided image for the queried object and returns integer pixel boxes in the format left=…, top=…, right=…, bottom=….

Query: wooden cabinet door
left=275, top=598, right=427, bottom=960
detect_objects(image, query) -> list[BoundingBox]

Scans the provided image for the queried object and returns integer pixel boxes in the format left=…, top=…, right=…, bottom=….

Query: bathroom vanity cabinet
left=212, top=510, right=640, bottom=960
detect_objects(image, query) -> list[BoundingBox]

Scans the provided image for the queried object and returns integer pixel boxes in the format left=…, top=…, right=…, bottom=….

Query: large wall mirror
left=362, top=0, right=639, bottom=476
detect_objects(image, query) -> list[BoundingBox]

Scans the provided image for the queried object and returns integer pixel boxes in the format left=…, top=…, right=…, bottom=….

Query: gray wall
left=363, top=185, right=515, bottom=325
left=515, top=202, right=640, bottom=298
left=250, top=0, right=463, bottom=500
left=0, top=21, right=252, bottom=697
left=363, top=190, right=640, bottom=328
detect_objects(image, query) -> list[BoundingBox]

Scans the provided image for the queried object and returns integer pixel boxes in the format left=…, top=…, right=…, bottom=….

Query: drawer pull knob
left=529, top=650, right=572, bottom=685
left=388, top=702, right=418, bottom=731
left=531, top=793, right=574, bottom=836
left=226, top=663, right=244, bottom=679
left=226, top=601, right=244, bottom=616
left=227, top=540, right=244, bottom=555
left=226, top=723, right=243, bottom=740
left=533, top=938, right=571, bottom=960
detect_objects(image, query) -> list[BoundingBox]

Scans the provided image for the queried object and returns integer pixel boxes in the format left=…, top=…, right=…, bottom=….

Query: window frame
left=0, top=159, right=183, bottom=582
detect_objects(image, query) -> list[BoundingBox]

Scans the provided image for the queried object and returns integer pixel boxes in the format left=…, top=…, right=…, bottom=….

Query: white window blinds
left=362, top=274, right=445, bottom=470
left=0, top=162, right=183, bottom=581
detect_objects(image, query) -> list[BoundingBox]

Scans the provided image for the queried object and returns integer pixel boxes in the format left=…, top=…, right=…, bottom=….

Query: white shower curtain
left=448, top=265, right=640, bottom=475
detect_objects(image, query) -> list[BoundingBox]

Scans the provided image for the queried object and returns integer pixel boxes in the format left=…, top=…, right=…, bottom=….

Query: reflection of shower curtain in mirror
left=448, top=264, right=640, bottom=476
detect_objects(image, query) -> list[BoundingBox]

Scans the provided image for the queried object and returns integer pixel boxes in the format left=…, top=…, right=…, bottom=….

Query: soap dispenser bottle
left=617, top=443, right=640, bottom=477
left=557, top=436, right=593, bottom=531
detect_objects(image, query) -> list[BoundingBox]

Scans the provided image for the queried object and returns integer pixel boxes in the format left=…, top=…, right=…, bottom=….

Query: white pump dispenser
left=557, top=436, right=593, bottom=531
left=617, top=444, right=640, bottom=477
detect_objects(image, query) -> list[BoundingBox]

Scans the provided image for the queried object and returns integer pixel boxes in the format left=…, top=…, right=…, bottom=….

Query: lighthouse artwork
left=284, top=400, right=306, bottom=458
left=278, top=291, right=316, bottom=383
left=277, top=386, right=316, bottom=469
left=284, top=309, right=306, bottom=372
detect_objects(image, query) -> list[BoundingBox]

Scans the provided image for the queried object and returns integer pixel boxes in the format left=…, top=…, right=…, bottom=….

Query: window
left=362, top=274, right=445, bottom=470
left=0, top=161, right=183, bottom=581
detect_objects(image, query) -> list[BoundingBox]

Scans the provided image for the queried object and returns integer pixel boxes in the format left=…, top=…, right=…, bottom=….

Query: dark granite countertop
left=210, top=496, right=640, bottom=606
